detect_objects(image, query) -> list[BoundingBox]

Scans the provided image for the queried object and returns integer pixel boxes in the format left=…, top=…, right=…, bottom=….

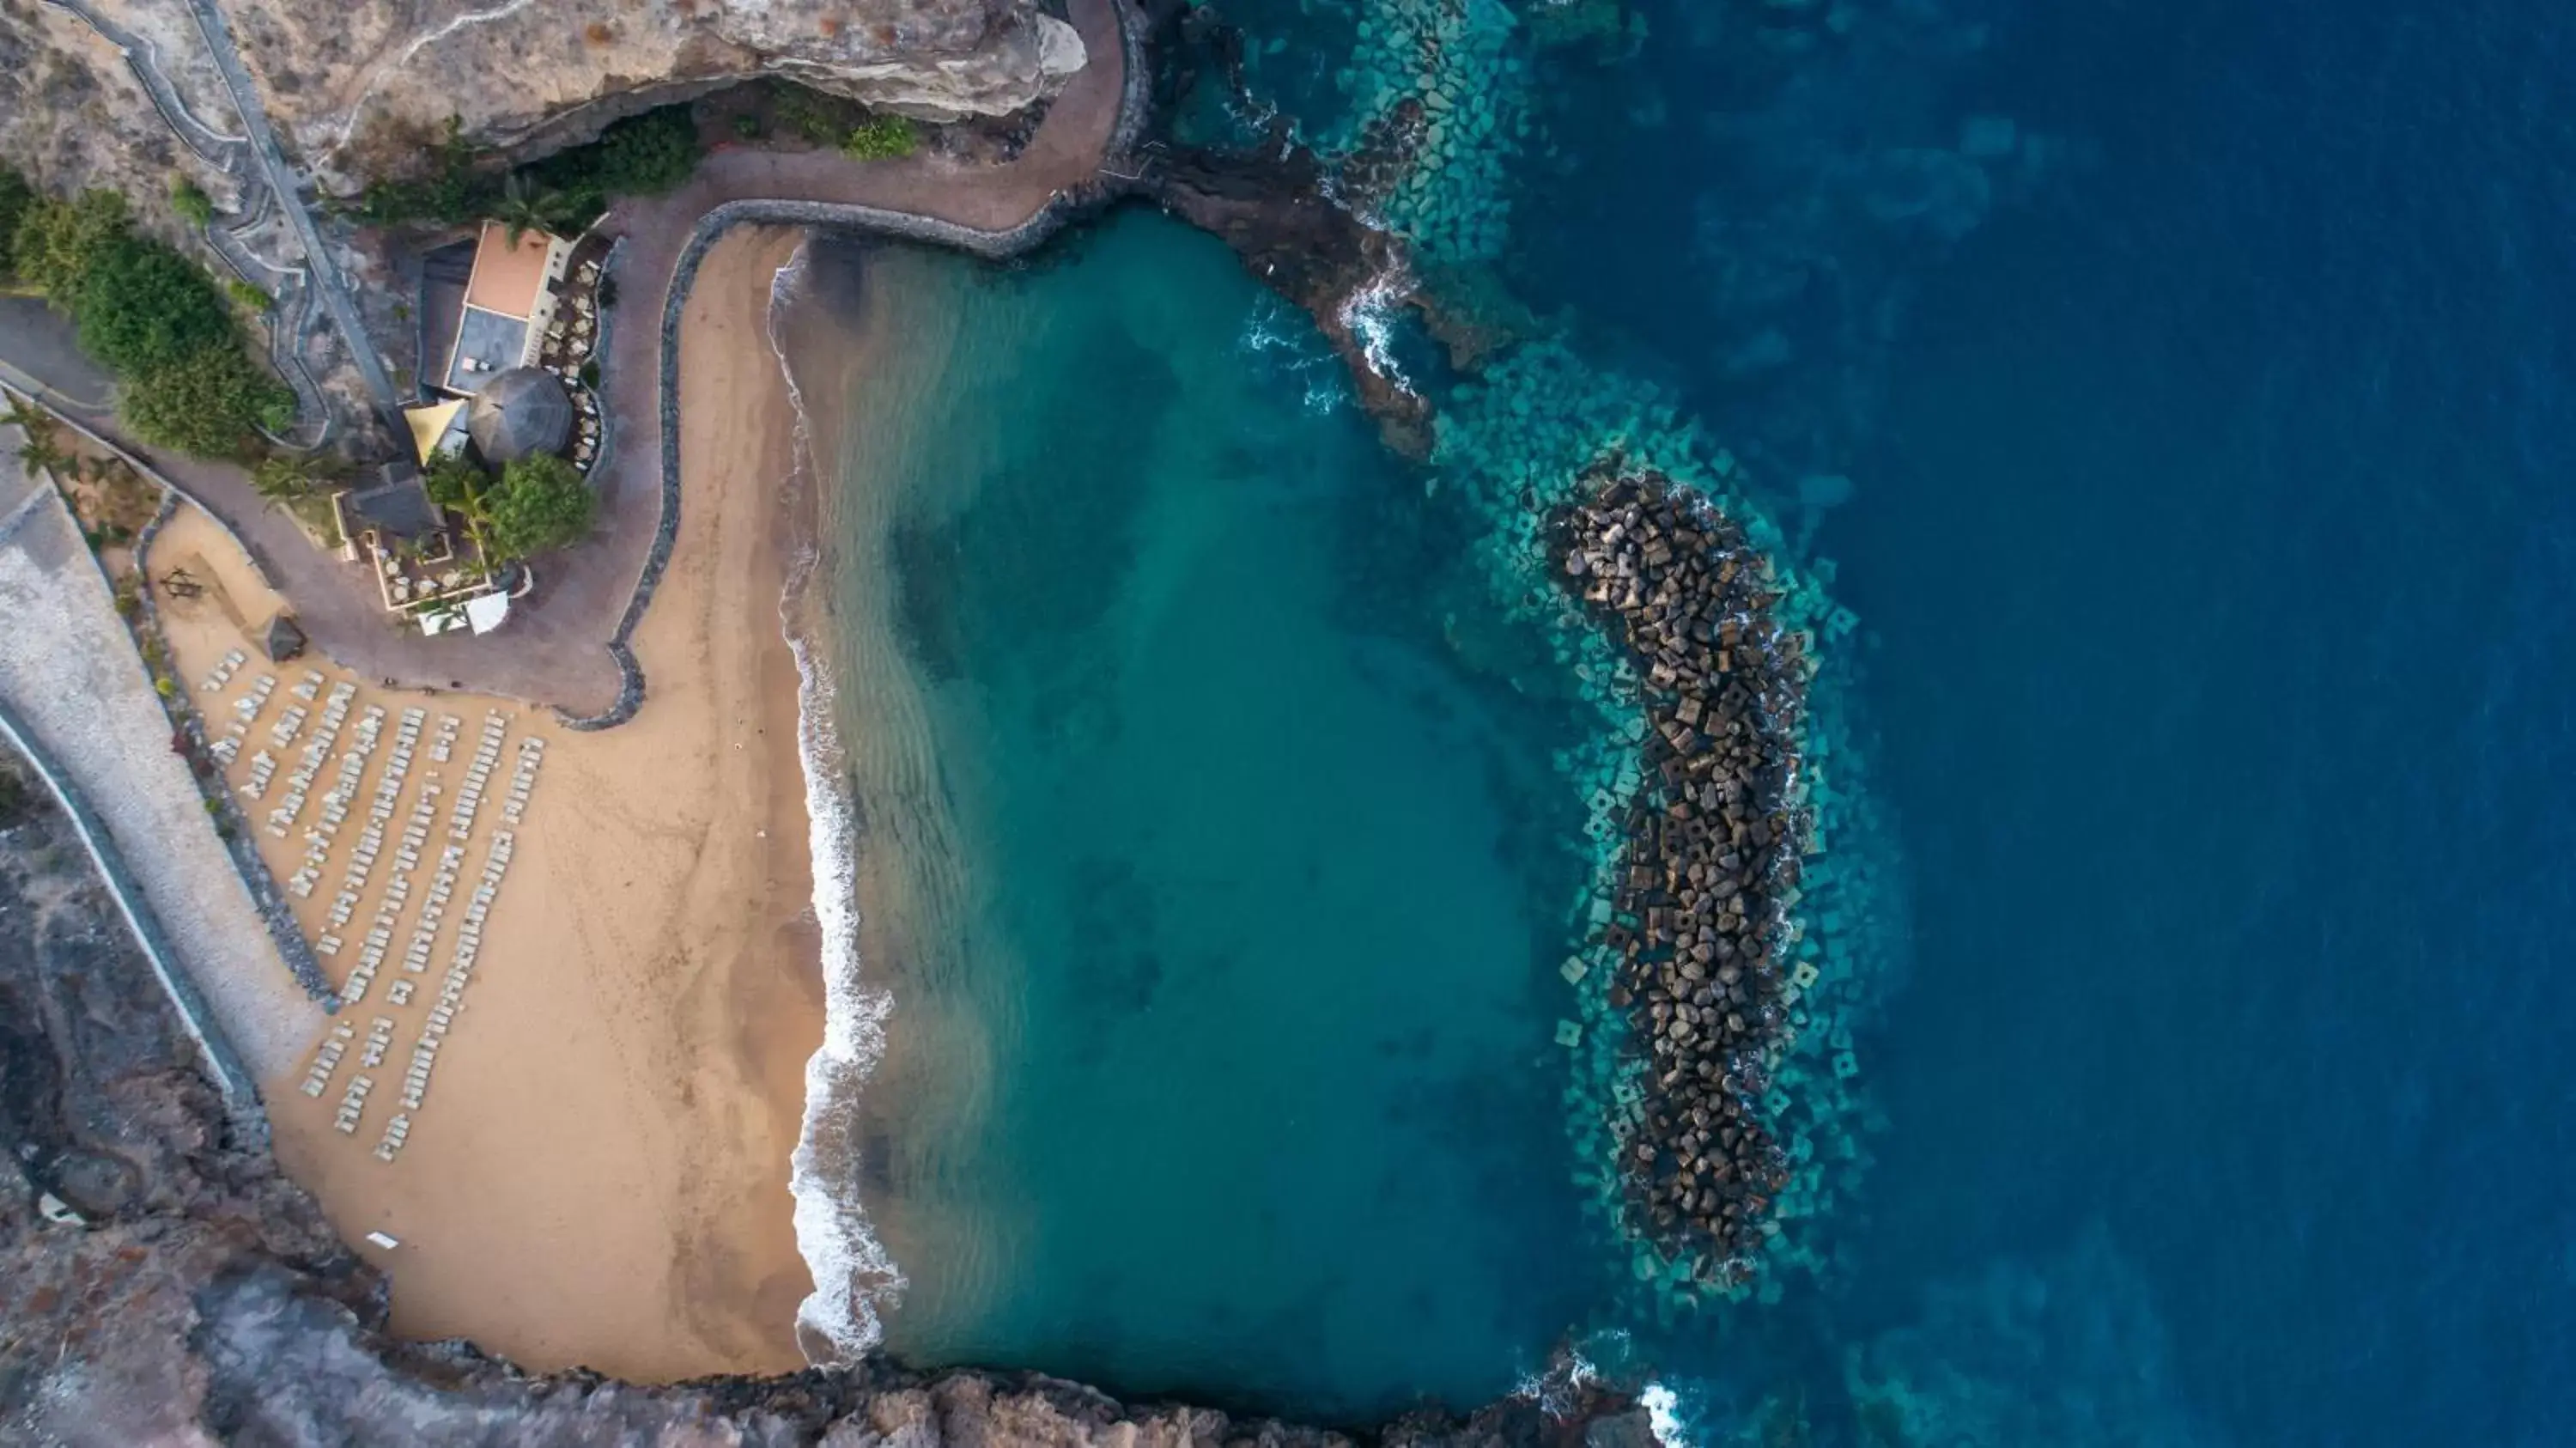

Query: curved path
left=41, top=0, right=335, bottom=445
left=562, top=0, right=1151, bottom=726
left=182, top=0, right=403, bottom=411
left=0, top=0, right=1141, bottom=722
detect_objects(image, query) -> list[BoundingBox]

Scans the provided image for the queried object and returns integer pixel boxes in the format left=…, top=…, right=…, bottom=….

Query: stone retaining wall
left=556, top=0, right=1155, bottom=731
left=555, top=193, right=1121, bottom=731
left=122, top=493, right=337, bottom=1003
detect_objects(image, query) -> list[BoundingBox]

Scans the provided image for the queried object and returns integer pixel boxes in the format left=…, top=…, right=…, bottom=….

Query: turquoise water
left=782, top=0, right=2576, bottom=1438
left=784, top=217, right=1602, bottom=1418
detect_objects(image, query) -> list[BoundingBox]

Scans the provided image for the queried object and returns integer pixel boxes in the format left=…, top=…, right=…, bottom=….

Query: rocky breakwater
left=1555, top=468, right=1811, bottom=1287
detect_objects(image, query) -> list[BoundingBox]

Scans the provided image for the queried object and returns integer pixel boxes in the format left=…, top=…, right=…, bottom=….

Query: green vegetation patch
left=76, top=234, right=239, bottom=374
left=170, top=176, right=216, bottom=228
left=0, top=167, right=32, bottom=287
left=10, top=187, right=130, bottom=300
left=5, top=180, right=287, bottom=459
left=840, top=114, right=920, bottom=162
left=120, top=347, right=292, bottom=457
left=477, top=452, right=594, bottom=562
left=358, top=104, right=704, bottom=232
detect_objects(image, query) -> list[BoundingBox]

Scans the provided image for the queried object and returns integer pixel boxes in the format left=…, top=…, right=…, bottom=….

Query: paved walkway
left=0, top=431, right=319, bottom=1080
left=180, top=0, right=401, bottom=411
left=42, top=0, right=340, bottom=442
left=0, top=0, right=1138, bottom=721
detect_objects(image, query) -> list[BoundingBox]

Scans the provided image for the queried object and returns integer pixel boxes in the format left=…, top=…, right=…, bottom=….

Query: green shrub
left=170, top=176, right=216, bottom=227
left=593, top=107, right=700, bottom=193
left=577, top=359, right=600, bottom=388
left=227, top=279, right=275, bottom=313
left=12, top=188, right=131, bottom=301
left=840, top=114, right=919, bottom=162
left=252, top=451, right=347, bottom=501
left=0, top=167, right=32, bottom=285
left=122, top=347, right=291, bottom=459
left=478, top=452, right=592, bottom=560
left=523, top=105, right=702, bottom=228
left=422, top=451, right=483, bottom=512
left=76, top=235, right=238, bottom=374
left=731, top=113, right=764, bottom=141
left=771, top=82, right=859, bottom=146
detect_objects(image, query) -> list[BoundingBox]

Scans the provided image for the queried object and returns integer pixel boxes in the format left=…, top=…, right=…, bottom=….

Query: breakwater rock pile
left=1555, top=468, right=1811, bottom=1285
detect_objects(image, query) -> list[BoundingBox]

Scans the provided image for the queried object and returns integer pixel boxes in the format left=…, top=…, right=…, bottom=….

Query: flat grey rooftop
left=444, top=307, right=530, bottom=397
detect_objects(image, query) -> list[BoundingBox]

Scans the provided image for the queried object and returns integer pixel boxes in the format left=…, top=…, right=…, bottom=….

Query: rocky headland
left=0, top=750, right=1653, bottom=1444
left=1556, top=470, right=1811, bottom=1285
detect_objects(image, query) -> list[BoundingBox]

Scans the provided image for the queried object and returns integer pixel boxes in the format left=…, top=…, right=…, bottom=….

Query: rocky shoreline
left=1555, top=469, right=1812, bottom=1285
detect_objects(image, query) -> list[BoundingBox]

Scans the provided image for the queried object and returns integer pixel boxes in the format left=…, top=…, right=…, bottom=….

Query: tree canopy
left=587, top=108, right=700, bottom=197
left=361, top=104, right=702, bottom=231
left=76, top=235, right=239, bottom=374
left=0, top=168, right=32, bottom=285
left=250, top=450, right=349, bottom=502
left=122, top=347, right=292, bottom=458
left=477, top=452, right=592, bottom=561
left=11, top=188, right=131, bottom=301
left=422, top=450, right=483, bottom=513
left=5, top=178, right=289, bottom=459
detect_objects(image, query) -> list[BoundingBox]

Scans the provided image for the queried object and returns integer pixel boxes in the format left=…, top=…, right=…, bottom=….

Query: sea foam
left=767, top=239, right=908, bottom=1358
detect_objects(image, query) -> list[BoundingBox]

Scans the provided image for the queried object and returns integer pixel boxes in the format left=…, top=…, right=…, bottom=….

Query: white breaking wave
left=1336, top=259, right=1419, bottom=399
left=769, top=242, right=909, bottom=1359
left=1238, top=299, right=1346, bottom=415
left=1639, top=1382, right=1691, bottom=1447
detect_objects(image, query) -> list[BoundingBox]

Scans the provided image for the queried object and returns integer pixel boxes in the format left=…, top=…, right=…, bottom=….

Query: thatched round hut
left=465, top=367, right=574, bottom=467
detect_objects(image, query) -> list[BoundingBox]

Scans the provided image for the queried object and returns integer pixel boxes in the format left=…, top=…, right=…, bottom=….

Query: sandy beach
left=148, top=228, right=823, bottom=1379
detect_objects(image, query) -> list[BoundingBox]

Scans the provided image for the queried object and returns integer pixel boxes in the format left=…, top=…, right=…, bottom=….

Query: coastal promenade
left=558, top=0, right=1143, bottom=724
left=0, top=0, right=1137, bottom=723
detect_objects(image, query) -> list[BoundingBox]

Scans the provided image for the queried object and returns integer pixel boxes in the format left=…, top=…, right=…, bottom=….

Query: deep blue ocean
left=1510, top=0, right=2576, bottom=1441
left=793, top=0, right=2576, bottom=1441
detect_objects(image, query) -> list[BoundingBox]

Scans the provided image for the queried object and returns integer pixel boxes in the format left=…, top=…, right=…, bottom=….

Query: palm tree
left=7, top=398, right=70, bottom=479
left=249, top=450, right=347, bottom=507
left=492, top=172, right=574, bottom=246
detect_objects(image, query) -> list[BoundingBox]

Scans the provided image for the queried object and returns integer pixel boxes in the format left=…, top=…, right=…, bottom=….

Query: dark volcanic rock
left=1149, top=137, right=1429, bottom=454
left=1553, top=467, right=1812, bottom=1284
left=0, top=751, right=1649, bottom=1445
left=1140, top=1, right=1431, bottom=456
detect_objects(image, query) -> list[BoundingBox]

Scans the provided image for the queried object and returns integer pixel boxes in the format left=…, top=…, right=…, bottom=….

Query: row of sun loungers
left=245, top=679, right=549, bottom=1165
left=280, top=684, right=361, bottom=876
left=199, top=648, right=248, bottom=695
left=318, top=709, right=424, bottom=951
left=337, top=716, right=457, bottom=1008
left=299, top=1019, right=353, bottom=1098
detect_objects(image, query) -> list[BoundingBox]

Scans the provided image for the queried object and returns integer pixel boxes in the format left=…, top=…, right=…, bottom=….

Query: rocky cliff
left=0, top=0, right=1082, bottom=227
left=0, top=751, right=1652, bottom=1445
left=229, top=0, right=1085, bottom=187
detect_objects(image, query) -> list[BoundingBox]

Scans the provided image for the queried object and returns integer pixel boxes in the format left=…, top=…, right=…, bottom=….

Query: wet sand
left=149, top=228, right=824, bottom=1380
